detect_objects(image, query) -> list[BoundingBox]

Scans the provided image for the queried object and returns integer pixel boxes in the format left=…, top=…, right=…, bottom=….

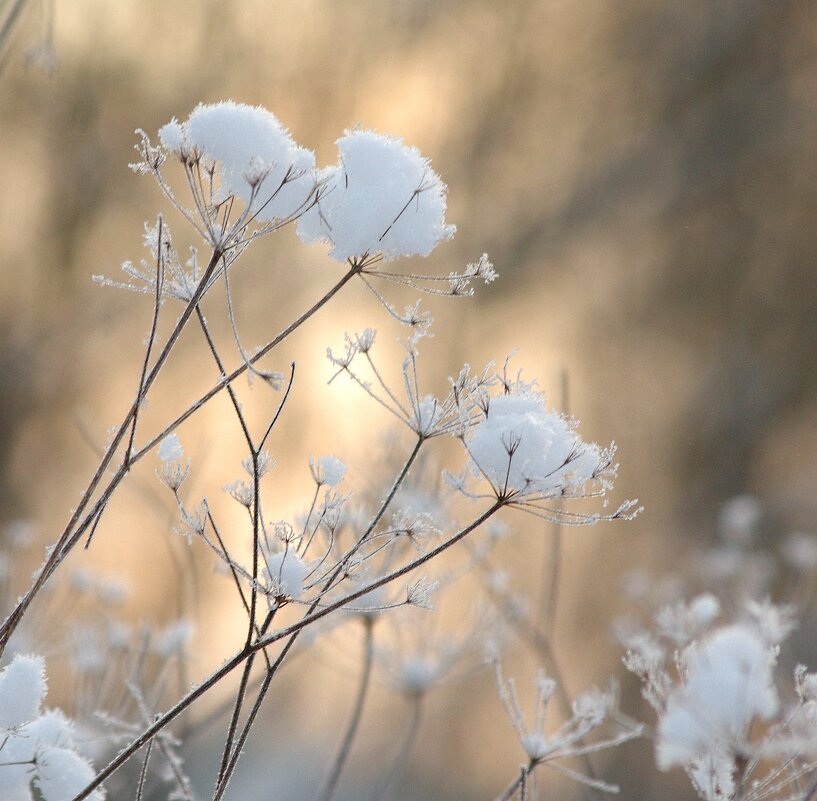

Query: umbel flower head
left=297, top=128, right=455, bottom=262
left=657, top=623, right=779, bottom=770
left=463, top=388, right=615, bottom=502
left=159, top=101, right=316, bottom=224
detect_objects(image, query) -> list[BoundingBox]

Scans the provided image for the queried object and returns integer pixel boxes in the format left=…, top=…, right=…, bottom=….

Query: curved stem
left=0, top=246, right=223, bottom=659
left=316, top=619, right=375, bottom=801
left=0, top=261, right=358, bottom=660
left=369, top=694, right=423, bottom=801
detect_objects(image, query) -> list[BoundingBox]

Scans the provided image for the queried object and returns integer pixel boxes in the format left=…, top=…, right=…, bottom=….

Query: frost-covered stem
left=215, top=607, right=276, bottom=788
left=478, top=560, right=574, bottom=717
left=494, top=763, right=533, bottom=801
left=248, top=453, right=263, bottom=645
left=133, top=263, right=362, bottom=462
left=214, top=653, right=257, bottom=788
left=205, top=506, right=252, bottom=622
left=212, top=627, right=303, bottom=801
left=332, top=434, right=425, bottom=585
left=0, top=246, right=223, bottom=659
left=212, top=440, right=419, bottom=801
left=0, top=261, right=358, bottom=660
left=256, top=500, right=504, bottom=651
left=71, top=644, right=252, bottom=801
left=259, top=362, right=296, bottom=451
left=124, top=215, right=165, bottom=479
left=369, top=694, right=423, bottom=801
left=133, top=739, right=153, bottom=801
left=316, top=618, right=375, bottom=801
left=195, top=306, right=255, bottom=453
left=73, top=502, right=503, bottom=801
left=478, top=562, right=600, bottom=793
left=195, top=303, right=264, bottom=641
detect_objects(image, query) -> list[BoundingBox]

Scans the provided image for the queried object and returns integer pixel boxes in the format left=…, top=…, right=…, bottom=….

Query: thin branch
left=71, top=501, right=503, bottom=801
left=316, top=619, right=375, bottom=801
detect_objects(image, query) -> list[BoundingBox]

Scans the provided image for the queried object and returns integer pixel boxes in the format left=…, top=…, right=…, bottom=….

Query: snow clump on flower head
left=656, top=623, right=779, bottom=770
left=266, top=550, right=310, bottom=602
left=297, top=129, right=455, bottom=261
left=465, top=390, right=609, bottom=499
left=160, top=101, right=316, bottom=224
left=0, top=655, right=104, bottom=801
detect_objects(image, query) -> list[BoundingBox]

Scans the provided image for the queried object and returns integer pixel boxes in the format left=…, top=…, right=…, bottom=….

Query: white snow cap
left=297, top=129, right=455, bottom=261
left=163, top=101, right=316, bottom=224
left=466, top=392, right=604, bottom=497
left=657, top=623, right=779, bottom=769
left=312, top=454, right=347, bottom=487
left=0, top=656, right=104, bottom=801
left=266, top=550, right=310, bottom=600
left=158, top=433, right=184, bottom=463
left=0, top=653, right=46, bottom=729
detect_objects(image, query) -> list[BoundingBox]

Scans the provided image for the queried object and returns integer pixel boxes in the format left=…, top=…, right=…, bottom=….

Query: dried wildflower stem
left=369, top=694, right=423, bottom=801
left=214, top=607, right=277, bottom=790
left=212, top=622, right=304, bottom=801
left=215, top=436, right=425, bottom=796
left=134, top=262, right=362, bottom=462
left=0, top=261, right=359, bottom=660
left=494, top=763, right=533, bottom=801
left=316, top=618, right=375, bottom=801
left=476, top=559, right=601, bottom=796
left=193, top=305, right=263, bottom=644
left=133, top=739, right=153, bottom=801
left=0, top=246, right=223, bottom=658
left=123, top=216, right=166, bottom=484
left=72, top=502, right=503, bottom=801
left=194, top=307, right=254, bottom=451
left=337, top=433, right=425, bottom=575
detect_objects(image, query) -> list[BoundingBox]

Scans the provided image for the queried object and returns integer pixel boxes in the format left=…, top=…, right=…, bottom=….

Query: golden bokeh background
left=1, top=1, right=817, bottom=799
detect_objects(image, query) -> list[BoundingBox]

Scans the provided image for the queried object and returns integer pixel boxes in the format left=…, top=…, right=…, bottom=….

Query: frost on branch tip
left=297, top=128, right=455, bottom=262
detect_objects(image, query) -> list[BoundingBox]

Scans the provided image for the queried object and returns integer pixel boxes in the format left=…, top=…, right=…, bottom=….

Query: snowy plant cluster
left=617, top=496, right=817, bottom=801
left=0, top=99, right=814, bottom=801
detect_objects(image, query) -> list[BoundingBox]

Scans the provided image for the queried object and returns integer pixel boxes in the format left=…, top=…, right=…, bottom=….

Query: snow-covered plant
left=0, top=100, right=638, bottom=801
left=492, top=659, right=642, bottom=799
left=619, top=511, right=817, bottom=801
left=0, top=655, right=103, bottom=801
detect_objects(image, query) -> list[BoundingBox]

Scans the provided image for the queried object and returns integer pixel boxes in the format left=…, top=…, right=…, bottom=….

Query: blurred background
left=1, top=1, right=817, bottom=799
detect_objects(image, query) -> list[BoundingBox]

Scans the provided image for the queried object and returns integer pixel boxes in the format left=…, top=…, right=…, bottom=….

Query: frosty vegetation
left=0, top=100, right=815, bottom=801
